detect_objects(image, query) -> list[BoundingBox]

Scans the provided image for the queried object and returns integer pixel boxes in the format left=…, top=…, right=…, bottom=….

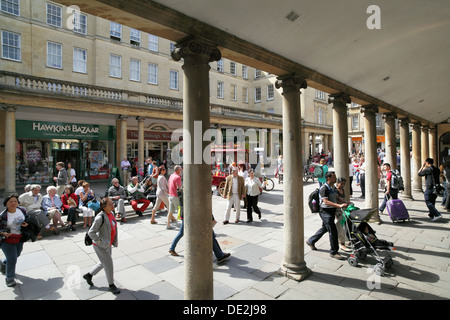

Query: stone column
left=429, top=127, right=437, bottom=163
left=399, top=118, right=413, bottom=199
left=329, top=93, right=351, bottom=201
left=172, top=37, right=221, bottom=299
left=411, top=122, right=423, bottom=193
left=421, top=126, right=429, bottom=165
left=275, top=74, right=312, bottom=282
left=383, top=112, right=397, bottom=170
left=137, top=117, right=145, bottom=169
left=3, top=105, right=17, bottom=196
left=361, top=105, right=380, bottom=220
left=311, top=133, right=316, bottom=156
left=119, top=115, right=128, bottom=184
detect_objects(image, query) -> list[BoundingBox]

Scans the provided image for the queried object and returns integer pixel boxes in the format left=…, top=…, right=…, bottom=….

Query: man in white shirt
left=121, top=157, right=131, bottom=184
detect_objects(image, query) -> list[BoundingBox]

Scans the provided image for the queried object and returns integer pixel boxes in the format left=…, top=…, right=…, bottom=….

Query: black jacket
left=20, top=216, right=41, bottom=243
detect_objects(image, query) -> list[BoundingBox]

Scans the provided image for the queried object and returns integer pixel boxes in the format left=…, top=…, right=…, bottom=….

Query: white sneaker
left=432, top=215, right=442, bottom=222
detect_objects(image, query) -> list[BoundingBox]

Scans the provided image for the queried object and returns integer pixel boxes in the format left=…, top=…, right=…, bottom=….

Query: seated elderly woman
left=41, top=186, right=66, bottom=235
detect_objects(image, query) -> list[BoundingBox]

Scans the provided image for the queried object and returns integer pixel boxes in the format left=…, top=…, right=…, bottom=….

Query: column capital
left=360, top=104, right=378, bottom=116
left=118, top=114, right=128, bottom=120
left=398, top=117, right=411, bottom=126
left=382, top=112, right=397, bottom=120
left=136, top=116, right=146, bottom=122
left=171, top=37, right=221, bottom=64
left=328, top=92, right=351, bottom=106
left=2, top=104, right=17, bottom=112
left=274, top=74, right=307, bottom=94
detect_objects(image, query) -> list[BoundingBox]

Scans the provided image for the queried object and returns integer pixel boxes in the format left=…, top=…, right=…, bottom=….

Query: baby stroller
left=342, top=207, right=395, bottom=276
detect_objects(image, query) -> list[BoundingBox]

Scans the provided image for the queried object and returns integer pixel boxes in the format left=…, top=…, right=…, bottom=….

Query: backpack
left=308, top=188, right=320, bottom=213
left=391, top=170, right=404, bottom=191
left=313, top=166, right=324, bottom=178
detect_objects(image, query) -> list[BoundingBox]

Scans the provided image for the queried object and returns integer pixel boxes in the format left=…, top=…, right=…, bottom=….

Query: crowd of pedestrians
left=2, top=153, right=448, bottom=293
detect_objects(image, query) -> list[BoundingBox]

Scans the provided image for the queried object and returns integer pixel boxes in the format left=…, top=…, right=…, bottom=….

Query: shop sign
left=127, top=130, right=172, bottom=141
left=16, top=120, right=115, bottom=140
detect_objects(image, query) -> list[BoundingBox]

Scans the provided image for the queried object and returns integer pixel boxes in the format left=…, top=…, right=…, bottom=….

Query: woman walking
left=0, top=194, right=29, bottom=287
left=244, top=169, right=262, bottom=223
left=83, top=197, right=120, bottom=294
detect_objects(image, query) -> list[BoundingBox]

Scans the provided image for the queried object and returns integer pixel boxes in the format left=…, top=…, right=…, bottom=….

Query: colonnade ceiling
left=53, top=0, right=450, bottom=126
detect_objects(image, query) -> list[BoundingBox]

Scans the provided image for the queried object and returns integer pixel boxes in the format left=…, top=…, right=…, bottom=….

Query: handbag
left=3, top=234, right=22, bottom=244
left=87, top=200, right=100, bottom=212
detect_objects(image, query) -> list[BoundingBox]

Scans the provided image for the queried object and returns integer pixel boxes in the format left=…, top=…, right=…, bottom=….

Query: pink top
left=168, top=173, right=182, bottom=197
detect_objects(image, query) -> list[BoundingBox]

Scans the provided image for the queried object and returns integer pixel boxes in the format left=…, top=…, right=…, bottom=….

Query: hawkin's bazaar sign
left=16, top=120, right=115, bottom=140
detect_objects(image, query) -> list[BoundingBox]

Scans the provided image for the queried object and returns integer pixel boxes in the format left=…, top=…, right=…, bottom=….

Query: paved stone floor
left=0, top=177, right=449, bottom=301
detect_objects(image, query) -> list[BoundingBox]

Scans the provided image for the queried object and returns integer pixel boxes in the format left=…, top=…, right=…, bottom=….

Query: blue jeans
left=213, top=231, right=225, bottom=260
left=170, top=219, right=184, bottom=251
left=424, top=189, right=441, bottom=218
left=1, top=241, right=24, bottom=280
left=307, top=211, right=339, bottom=255
left=379, top=188, right=399, bottom=213
left=441, top=181, right=447, bottom=206
left=169, top=221, right=225, bottom=260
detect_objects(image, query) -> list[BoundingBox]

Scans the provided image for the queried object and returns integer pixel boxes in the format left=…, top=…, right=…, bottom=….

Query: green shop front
left=15, top=120, right=116, bottom=186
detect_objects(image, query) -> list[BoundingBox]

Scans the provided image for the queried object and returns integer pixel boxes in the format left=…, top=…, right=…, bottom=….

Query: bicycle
left=261, top=175, right=275, bottom=191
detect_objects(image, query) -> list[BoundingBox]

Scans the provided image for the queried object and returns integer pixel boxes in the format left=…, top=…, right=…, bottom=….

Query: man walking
left=167, top=165, right=182, bottom=229
left=306, top=172, right=349, bottom=260
left=223, top=166, right=245, bottom=224
left=418, top=158, right=442, bottom=221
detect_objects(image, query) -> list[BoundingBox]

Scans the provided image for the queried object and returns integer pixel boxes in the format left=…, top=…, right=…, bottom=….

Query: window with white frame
left=267, top=84, right=274, bottom=101
left=169, top=70, right=178, bottom=90
left=352, top=115, right=359, bottom=130
left=318, top=108, right=324, bottom=125
left=230, top=62, right=236, bottom=76
left=148, top=34, right=158, bottom=52
left=130, top=28, right=141, bottom=47
left=242, top=66, right=248, bottom=79
left=109, top=54, right=121, bottom=78
left=376, top=114, right=381, bottom=128
left=130, top=59, right=140, bottom=81
left=47, top=41, right=62, bottom=69
left=46, top=3, right=62, bottom=28
left=242, top=87, right=248, bottom=103
left=315, top=89, right=326, bottom=101
left=148, top=63, right=158, bottom=85
left=1, top=0, right=20, bottom=16
left=1, top=30, right=21, bottom=61
left=255, top=69, right=261, bottom=79
left=73, top=47, right=87, bottom=73
left=110, top=22, right=122, bottom=41
left=230, top=84, right=236, bottom=101
left=255, top=87, right=261, bottom=102
left=217, top=81, right=224, bottom=99
left=217, top=59, right=223, bottom=73
left=73, top=11, right=87, bottom=35
left=170, top=42, right=175, bottom=54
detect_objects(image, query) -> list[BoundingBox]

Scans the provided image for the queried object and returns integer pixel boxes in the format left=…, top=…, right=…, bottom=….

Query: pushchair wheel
left=356, top=252, right=367, bottom=260
left=384, top=257, right=393, bottom=269
left=348, top=256, right=358, bottom=267
left=374, top=263, right=384, bottom=276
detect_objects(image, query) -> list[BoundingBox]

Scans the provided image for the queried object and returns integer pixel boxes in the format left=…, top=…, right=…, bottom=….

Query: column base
left=401, top=194, right=414, bottom=201
left=413, top=188, right=423, bottom=193
left=278, top=261, right=312, bottom=282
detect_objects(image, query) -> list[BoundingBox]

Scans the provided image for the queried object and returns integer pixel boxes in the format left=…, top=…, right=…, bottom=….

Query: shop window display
left=16, top=140, right=53, bottom=184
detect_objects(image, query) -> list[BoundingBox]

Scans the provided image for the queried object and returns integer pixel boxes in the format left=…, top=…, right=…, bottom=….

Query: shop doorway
left=52, top=149, right=80, bottom=182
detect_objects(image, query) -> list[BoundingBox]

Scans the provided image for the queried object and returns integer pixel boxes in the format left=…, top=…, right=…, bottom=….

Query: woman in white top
left=67, top=163, right=77, bottom=189
left=0, top=194, right=29, bottom=287
left=244, top=169, right=262, bottom=223
left=79, top=182, right=95, bottom=228
left=238, top=163, right=248, bottom=209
